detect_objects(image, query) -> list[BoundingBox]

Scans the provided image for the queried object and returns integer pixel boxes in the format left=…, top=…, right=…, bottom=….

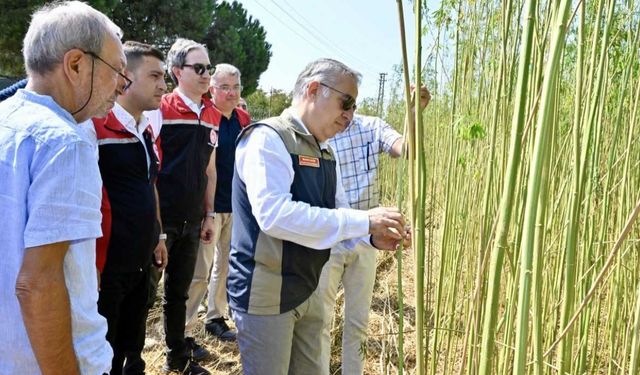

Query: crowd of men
left=0, top=2, right=429, bottom=375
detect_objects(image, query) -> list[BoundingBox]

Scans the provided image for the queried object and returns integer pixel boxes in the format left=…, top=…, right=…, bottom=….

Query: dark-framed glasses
left=183, top=63, right=215, bottom=76
left=319, top=82, right=356, bottom=111
left=81, top=50, right=132, bottom=92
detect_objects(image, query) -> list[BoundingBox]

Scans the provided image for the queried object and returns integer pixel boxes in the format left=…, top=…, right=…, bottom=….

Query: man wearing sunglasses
left=227, top=58, right=410, bottom=375
left=0, top=2, right=127, bottom=374
left=145, top=38, right=218, bottom=375
left=318, top=85, right=431, bottom=375
left=185, top=63, right=251, bottom=344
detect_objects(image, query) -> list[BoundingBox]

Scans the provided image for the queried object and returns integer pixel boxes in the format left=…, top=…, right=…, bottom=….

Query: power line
left=277, top=0, right=386, bottom=73
left=249, top=0, right=341, bottom=61
left=264, top=0, right=381, bottom=78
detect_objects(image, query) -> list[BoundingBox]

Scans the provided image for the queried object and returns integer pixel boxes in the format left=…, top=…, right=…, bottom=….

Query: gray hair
left=23, top=1, right=122, bottom=75
left=211, top=63, right=241, bottom=86
left=166, top=38, right=208, bottom=85
left=291, top=58, right=362, bottom=103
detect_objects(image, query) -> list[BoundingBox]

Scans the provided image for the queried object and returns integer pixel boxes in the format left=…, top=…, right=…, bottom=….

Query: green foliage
left=0, top=0, right=117, bottom=76
left=203, top=1, right=271, bottom=96
left=0, top=0, right=272, bottom=96
left=356, top=97, right=379, bottom=117
left=245, top=88, right=291, bottom=121
left=110, top=0, right=214, bottom=50
left=456, top=120, right=486, bottom=141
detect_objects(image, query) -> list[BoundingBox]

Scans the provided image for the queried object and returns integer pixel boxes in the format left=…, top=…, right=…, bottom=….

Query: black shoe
left=205, top=318, right=236, bottom=341
left=185, top=337, right=210, bottom=361
left=162, top=359, right=210, bottom=375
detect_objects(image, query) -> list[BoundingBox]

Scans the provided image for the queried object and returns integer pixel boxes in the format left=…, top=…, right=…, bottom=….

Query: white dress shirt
left=235, top=111, right=373, bottom=250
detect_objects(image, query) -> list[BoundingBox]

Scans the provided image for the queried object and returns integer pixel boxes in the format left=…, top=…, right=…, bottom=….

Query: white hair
left=23, top=1, right=122, bottom=75
left=211, top=63, right=241, bottom=86
left=291, top=58, right=361, bottom=103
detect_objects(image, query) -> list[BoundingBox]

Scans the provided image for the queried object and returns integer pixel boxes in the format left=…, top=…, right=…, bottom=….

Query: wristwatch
left=159, top=233, right=167, bottom=240
left=206, top=210, right=216, bottom=218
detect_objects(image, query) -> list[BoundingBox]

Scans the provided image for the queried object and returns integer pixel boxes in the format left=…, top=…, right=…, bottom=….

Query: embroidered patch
left=299, top=155, right=320, bottom=168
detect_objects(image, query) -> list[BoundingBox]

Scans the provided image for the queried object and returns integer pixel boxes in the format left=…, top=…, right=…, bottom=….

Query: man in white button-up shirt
left=320, top=86, right=431, bottom=375
left=227, top=58, right=410, bottom=375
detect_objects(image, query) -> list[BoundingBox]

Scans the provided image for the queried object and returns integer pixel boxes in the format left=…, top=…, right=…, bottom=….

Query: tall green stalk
left=477, top=1, right=536, bottom=373
left=413, top=0, right=425, bottom=373
left=394, top=0, right=414, bottom=372
left=557, top=1, right=616, bottom=372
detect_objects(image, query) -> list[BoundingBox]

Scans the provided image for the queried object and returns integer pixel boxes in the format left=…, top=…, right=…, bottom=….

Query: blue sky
left=236, top=0, right=418, bottom=101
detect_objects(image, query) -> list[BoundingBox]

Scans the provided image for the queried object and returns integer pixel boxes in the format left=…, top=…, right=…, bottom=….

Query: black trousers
left=148, top=219, right=201, bottom=366
left=98, top=268, right=150, bottom=375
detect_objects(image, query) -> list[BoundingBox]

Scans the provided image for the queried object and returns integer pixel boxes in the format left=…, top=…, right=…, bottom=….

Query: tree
left=0, top=0, right=212, bottom=76
left=246, top=88, right=292, bottom=121
left=203, top=1, right=271, bottom=96
left=0, top=0, right=117, bottom=76
left=110, top=0, right=214, bottom=51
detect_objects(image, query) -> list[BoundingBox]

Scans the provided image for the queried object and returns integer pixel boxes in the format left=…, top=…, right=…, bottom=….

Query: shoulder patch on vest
left=299, top=155, right=320, bottom=168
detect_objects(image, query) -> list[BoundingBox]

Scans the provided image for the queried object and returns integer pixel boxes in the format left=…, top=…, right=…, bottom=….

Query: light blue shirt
left=0, top=89, right=112, bottom=374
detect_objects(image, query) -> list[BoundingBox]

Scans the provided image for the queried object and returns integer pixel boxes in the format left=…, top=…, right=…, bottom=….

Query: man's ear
left=62, top=49, right=87, bottom=86
left=306, top=81, right=320, bottom=99
left=171, top=66, right=182, bottom=83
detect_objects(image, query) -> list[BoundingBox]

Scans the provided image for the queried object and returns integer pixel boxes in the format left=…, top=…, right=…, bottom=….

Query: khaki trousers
left=184, top=212, right=233, bottom=336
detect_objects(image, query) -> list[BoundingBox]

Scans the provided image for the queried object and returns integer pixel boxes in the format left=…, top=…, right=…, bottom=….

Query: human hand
left=367, top=207, right=405, bottom=240
left=371, top=225, right=412, bottom=250
left=153, top=240, right=168, bottom=270
left=200, top=216, right=216, bottom=244
left=410, top=85, right=431, bottom=111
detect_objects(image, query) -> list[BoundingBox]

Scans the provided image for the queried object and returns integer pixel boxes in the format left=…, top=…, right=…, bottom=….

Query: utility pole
left=376, top=73, right=387, bottom=116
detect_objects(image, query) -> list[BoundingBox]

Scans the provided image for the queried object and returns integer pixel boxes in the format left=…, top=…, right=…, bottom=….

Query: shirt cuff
left=340, top=208, right=370, bottom=239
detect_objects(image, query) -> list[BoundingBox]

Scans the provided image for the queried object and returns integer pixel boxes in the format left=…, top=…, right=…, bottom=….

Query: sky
left=236, top=0, right=418, bottom=101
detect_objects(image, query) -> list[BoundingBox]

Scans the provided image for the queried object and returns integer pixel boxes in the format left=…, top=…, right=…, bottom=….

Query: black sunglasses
left=81, top=50, right=132, bottom=92
left=319, top=82, right=356, bottom=111
left=183, top=63, right=215, bottom=76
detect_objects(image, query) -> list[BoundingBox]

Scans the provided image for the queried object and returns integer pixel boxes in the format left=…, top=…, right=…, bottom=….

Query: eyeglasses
left=319, top=82, right=356, bottom=111
left=183, top=63, right=215, bottom=76
left=212, top=84, right=242, bottom=94
left=81, top=50, right=132, bottom=92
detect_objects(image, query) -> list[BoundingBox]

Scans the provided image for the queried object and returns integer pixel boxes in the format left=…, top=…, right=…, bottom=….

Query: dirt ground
left=142, top=250, right=417, bottom=375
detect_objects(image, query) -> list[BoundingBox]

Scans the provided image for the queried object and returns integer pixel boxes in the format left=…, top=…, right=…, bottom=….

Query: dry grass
left=141, top=250, right=419, bottom=375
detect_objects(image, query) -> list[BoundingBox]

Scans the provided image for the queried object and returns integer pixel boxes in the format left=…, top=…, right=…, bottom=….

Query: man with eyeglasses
left=0, top=2, right=126, bottom=374
left=144, top=38, right=218, bottom=375
left=227, top=58, right=410, bottom=375
left=185, top=63, right=251, bottom=344
left=317, top=85, right=431, bottom=375
left=88, top=41, right=169, bottom=375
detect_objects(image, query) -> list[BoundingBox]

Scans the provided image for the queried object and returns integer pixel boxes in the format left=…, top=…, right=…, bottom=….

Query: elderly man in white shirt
left=226, top=58, right=410, bottom=375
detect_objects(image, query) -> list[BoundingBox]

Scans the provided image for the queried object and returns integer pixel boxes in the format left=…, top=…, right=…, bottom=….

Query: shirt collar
left=17, top=89, right=76, bottom=125
left=176, top=87, right=203, bottom=115
left=111, top=102, right=150, bottom=135
left=285, top=108, right=329, bottom=150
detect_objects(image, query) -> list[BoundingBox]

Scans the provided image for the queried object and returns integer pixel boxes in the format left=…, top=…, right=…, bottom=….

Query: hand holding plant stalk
left=409, top=85, right=432, bottom=112
left=371, top=225, right=412, bottom=251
